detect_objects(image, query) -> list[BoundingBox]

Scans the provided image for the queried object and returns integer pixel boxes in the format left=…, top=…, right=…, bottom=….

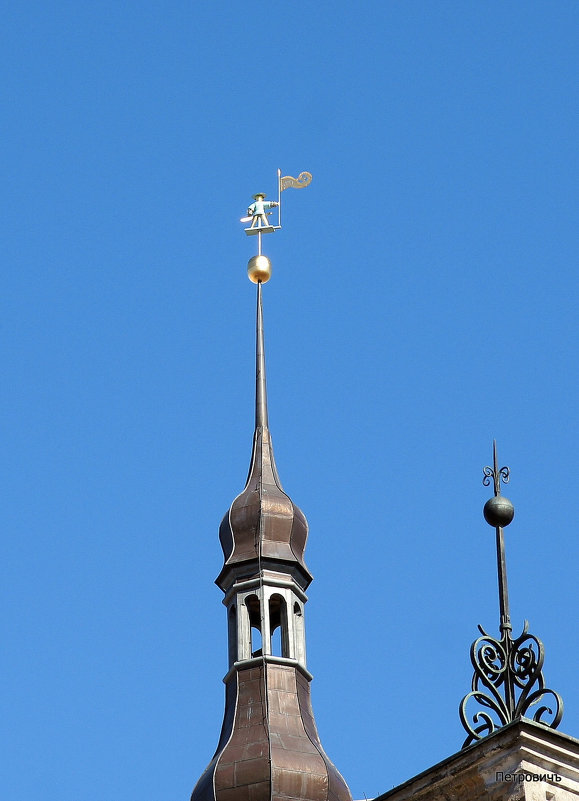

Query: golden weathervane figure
left=240, top=169, right=312, bottom=283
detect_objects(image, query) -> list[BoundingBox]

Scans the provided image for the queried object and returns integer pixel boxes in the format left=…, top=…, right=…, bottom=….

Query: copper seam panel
left=190, top=675, right=239, bottom=801
left=213, top=666, right=271, bottom=801
left=296, top=672, right=352, bottom=801
left=267, top=664, right=329, bottom=801
left=288, top=504, right=308, bottom=568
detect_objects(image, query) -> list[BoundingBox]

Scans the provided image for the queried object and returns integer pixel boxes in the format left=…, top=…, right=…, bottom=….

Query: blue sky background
left=2, top=3, right=578, bottom=800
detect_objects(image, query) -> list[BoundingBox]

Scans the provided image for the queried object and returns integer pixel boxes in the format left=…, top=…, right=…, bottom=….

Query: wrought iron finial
left=459, top=442, right=563, bottom=747
left=482, top=439, right=510, bottom=497
left=242, top=169, right=312, bottom=284
left=483, top=441, right=514, bottom=529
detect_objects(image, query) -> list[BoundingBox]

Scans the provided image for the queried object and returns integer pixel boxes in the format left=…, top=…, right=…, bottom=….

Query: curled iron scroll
left=460, top=622, right=563, bottom=747
left=510, top=627, right=563, bottom=726
left=482, top=465, right=510, bottom=488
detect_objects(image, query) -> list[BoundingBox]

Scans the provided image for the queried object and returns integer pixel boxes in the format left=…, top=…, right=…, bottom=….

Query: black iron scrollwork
left=460, top=622, right=563, bottom=747
left=482, top=463, right=510, bottom=490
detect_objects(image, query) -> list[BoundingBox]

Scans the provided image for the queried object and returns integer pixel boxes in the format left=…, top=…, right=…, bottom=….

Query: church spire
left=191, top=173, right=352, bottom=801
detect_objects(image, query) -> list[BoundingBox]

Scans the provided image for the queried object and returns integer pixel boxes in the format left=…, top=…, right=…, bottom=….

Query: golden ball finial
left=247, top=255, right=272, bottom=283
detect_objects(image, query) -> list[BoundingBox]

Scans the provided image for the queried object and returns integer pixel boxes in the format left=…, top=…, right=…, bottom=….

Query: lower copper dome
left=191, top=663, right=352, bottom=801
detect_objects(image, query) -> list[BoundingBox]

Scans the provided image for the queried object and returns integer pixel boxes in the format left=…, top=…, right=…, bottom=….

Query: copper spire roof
left=191, top=274, right=352, bottom=801
left=216, top=282, right=311, bottom=591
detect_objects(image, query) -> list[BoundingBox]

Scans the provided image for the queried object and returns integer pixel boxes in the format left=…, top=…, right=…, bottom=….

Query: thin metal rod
left=496, top=526, right=512, bottom=637
left=255, top=281, right=268, bottom=429
left=492, top=440, right=512, bottom=637
left=277, top=168, right=282, bottom=228
left=496, top=523, right=514, bottom=713
left=492, top=439, right=500, bottom=495
left=492, top=439, right=514, bottom=715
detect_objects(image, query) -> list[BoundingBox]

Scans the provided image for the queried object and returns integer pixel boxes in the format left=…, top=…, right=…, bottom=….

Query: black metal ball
left=483, top=495, right=515, bottom=527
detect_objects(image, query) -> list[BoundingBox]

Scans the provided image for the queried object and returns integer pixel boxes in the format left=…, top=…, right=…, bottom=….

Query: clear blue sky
left=2, top=3, right=578, bottom=800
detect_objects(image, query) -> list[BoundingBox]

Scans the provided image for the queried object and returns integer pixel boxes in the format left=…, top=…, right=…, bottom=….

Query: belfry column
left=191, top=175, right=351, bottom=801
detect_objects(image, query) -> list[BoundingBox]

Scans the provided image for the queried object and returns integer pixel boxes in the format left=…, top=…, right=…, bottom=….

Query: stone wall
left=373, top=720, right=579, bottom=801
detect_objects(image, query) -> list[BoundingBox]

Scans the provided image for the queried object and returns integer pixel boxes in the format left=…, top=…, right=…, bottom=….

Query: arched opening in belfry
left=245, top=594, right=262, bottom=657
left=227, top=605, right=237, bottom=667
left=269, top=594, right=289, bottom=658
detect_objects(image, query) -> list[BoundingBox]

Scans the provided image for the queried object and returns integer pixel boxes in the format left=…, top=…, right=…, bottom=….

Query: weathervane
left=240, top=169, right=312, bottom=283
left=459, top=441, right=563, bottom=747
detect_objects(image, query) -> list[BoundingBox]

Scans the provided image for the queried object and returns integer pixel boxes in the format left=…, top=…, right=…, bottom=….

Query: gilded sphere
left=483, top=495, right=515, bottom=528
left=247, top=255, right=272, bottom=284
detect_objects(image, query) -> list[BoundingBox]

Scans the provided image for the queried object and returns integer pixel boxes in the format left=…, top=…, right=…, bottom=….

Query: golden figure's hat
left=252, top=192, right=266, bottom=199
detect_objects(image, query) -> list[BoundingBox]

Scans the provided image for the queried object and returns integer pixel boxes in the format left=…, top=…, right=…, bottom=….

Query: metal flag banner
left=279, top=171, right=313, bottom=192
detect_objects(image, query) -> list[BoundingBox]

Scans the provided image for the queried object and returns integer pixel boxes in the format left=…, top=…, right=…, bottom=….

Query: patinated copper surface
left=216, top=426, right=310, bottom=590
left=192, top=664, right=351, bottom=801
